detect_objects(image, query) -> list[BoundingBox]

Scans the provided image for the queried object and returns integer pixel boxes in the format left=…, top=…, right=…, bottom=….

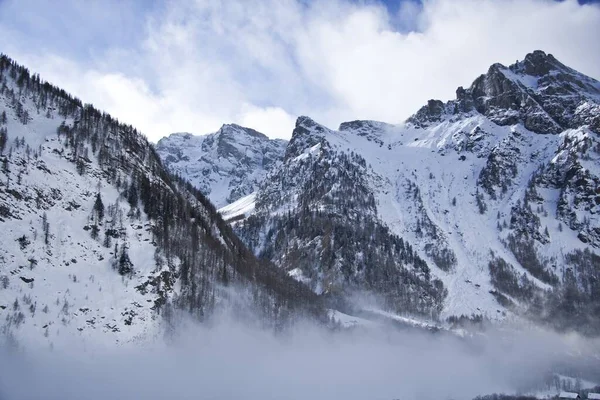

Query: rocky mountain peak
left=406, top=99, right=448, bottom=127
left=339, top=120, right=395, bottom=134
left=517, top=50, right=565, bottom=77
left=285, top=116, right=330, bottom=161
left=295, top=115, right=320, bottom=129
left=217, top=123, right=268, bottom=140
left=177, top=132, right=195, bottom=140
left=408, top=50, right=600, bottom=134
left=156, top=131, right=194, bottom=143
left=156, top=125, right=287, bottom=207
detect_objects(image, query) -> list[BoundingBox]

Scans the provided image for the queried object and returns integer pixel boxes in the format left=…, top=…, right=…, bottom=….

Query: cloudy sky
left=0, top=0, right=599, bottom=141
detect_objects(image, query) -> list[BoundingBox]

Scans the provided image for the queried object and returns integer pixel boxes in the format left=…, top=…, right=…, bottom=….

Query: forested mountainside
left=161, top=51, right=600, bottom=334
left=156, top=127, right=286, bottom=208
left=0, top=55, right=324, bottom=349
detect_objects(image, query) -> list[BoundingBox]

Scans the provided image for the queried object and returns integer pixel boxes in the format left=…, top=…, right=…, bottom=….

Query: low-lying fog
left=1, top=313, right=599, bottom=400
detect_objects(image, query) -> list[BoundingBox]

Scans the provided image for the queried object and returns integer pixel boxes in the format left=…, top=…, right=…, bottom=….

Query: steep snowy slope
left=156, top=126, right=286, bottom=208
left=216, top=51, right=600, bottom=333
left=0, top=55, right=324, bottom=350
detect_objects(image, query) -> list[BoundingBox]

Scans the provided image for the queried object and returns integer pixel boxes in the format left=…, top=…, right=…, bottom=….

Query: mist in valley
left=1, top=310, right=598, bottom=400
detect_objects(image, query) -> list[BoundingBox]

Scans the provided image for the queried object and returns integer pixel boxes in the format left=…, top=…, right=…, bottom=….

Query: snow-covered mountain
left=0, top=55, right=324, bottom=350
left=156, top=126, right=286, bottom=208
left=194, top=51, right=600, bottom=333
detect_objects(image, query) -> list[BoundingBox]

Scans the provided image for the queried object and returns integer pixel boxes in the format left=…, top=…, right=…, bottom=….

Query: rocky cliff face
left=156, top=125, right=286, bottom=208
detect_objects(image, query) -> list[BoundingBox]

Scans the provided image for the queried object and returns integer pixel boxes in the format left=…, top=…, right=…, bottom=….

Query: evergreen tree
left=93, top=193, right=105, bottom=222
left=76, top=158, right=86, bottom=175
left=117, top=247, right=134, bottom=276
left=103, top=231, right=112, bottom=248
left=0, top=127, right=7, bottom=155
left=42, top=212, right=50, bottom=245
left=475, top=189, right=487, bottom=214
left=127, top=182, right=138, bottom=208
left=90, top=224, right=99, bottom=240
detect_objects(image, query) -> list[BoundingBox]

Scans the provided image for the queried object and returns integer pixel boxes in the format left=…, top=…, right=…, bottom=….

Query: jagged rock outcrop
left=409, top=50, right=600, bottom=134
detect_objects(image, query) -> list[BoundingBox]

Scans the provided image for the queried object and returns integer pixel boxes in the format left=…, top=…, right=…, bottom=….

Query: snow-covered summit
left=283, top=116, right=333, bottom=162
left=156, top=124, right=286, bottom=208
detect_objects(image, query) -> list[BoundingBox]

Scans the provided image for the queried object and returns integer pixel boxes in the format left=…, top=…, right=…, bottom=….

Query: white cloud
left=0, top=0, right=599, bottom=142
left=238, top=105, right=297, bottom=139
left=294, top=0, right=600, bottom=125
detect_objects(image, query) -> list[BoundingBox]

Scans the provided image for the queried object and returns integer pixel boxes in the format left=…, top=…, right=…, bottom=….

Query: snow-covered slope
left=156, top=126, right=286, bottom=208
left=0, top=135, right=162, bottom=350
left=219, top=192, right=257, bottom=222
left=213, top=51, right=600, bottom=333
left=0, top=69, right=165, bottom=349
left=0, top=55, right=325, bottom=350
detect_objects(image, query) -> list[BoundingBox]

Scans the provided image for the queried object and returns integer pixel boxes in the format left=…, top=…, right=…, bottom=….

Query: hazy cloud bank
left=1, top=313, right=599, bottom=400
left=0, top=0, right=599, bottom=141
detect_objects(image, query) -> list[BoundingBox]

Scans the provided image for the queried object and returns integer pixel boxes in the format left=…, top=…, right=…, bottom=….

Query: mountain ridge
left=167, top=50, right=600, bottom=334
